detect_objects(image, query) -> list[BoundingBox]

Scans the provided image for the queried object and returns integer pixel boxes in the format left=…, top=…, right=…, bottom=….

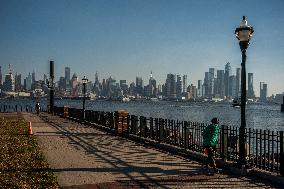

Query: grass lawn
left=0, top=113, right=59, bottom=188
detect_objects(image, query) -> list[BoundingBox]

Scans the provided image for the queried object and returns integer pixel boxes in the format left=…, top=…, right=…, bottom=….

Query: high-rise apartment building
left=15, top=73, right=21, bottom=91
left=176, top=75, right=182, bottom=98
left=224, top=62, right=232, bottom=97
left=236, top=68, right=241, bottom=97
left=247, top=73, right=255, bottom=99
left=216, top=70, right=225, bottom=98
left=65, top=67, right=71, bottom=89
left=197, top=80, right=203, bottom=97
left=136, top=77, right=143, bottom=95
left=25, top=73, right=32, bottom=91
left=260, top=82, right=268, bottom=102
left=182, top=75, right=187, bottom=93
left=2, top=65, right=15, bottom=92
left=165, top=74, right=176, bottom=99
left=229, top=75, right=236, bottom=98
left=204, top=72, right=209, bottom=96
left=208, top=68, right=215, bottom=96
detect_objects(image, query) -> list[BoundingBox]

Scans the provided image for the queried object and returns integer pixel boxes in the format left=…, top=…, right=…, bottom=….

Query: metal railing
left=0, top=104, right=47, bottom=113
left=53, top=106, right=284, bottom=176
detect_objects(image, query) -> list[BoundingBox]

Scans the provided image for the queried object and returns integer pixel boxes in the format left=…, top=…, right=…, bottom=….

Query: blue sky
left=0, top=0, right=284, bottom=96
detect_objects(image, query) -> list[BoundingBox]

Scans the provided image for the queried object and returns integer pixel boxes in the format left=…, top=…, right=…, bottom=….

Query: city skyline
left=0, top=63, right=271, bottom=99
left=1, top=0, right=284, bottom=96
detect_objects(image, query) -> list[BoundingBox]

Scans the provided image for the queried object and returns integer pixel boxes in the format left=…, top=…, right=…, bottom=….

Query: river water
left=1, top=99, right=283, bottom=131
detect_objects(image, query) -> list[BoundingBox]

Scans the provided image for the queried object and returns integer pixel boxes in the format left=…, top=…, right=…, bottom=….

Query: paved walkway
left=21, top=112, right=281, bottom=189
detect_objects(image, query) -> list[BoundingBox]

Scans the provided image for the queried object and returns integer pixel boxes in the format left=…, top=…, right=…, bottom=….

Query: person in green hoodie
left=202, top=117, right=220, bottom=173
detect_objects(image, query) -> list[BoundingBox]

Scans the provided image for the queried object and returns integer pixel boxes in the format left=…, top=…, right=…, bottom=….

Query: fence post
left=221, top=125, right=228, bottom=161
left=184, top=121, right=188, bottom=150
left=150, top=117, right=153, bottom=139
left=280, top=131, right=284, bottom=177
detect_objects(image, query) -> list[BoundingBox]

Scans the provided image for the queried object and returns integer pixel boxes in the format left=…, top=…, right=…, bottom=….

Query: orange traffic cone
left=28, top=122, right=33, bottom=135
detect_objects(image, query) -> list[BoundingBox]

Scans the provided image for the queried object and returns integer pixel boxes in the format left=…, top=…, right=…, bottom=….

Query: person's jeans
left=204, top=146, right=216, bottom=169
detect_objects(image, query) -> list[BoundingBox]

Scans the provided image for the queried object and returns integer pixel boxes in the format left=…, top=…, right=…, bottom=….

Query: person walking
left=202, top=117, right=220, bottom=173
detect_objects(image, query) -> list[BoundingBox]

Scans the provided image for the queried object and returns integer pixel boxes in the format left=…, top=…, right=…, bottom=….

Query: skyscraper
left=236, top=68, right=241, bottom=97
left=25, top=73, right=32, bottom=91
left=2, top=64, right=15, bottom=92
left=149, top=72, right=157, bottom=97
left=204, top=72, right=209, bottom=97
left=182, top=75, right=187, bottom=93
left=260, top=82, right=268, bottom=102
left=15, top=73, right=21, bottom=91
left=197, top=80, right=203, bottom=97
left=224, top=62, right=232, bottom=97
left=65, top=67, right=71, bottom=89
left=208, top=68, right=215, bottom=96
left=176, top=75, right=182, bottom=98
left=229, top=75, right=236, bottom=98
left=136, top=77, right=143, bottom=96
left=247, top=73, right=255, bottom=99
left=165, top=74, right=176, bottom=99
left=216, top=70, right=225, bottom=98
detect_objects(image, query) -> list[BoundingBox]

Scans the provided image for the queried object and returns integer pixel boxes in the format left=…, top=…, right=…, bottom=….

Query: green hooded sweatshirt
left=202, top=123, right=220, bottom=147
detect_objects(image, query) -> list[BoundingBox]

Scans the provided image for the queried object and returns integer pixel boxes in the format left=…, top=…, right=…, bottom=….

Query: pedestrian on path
left=202, top=117, right=220, bottom=173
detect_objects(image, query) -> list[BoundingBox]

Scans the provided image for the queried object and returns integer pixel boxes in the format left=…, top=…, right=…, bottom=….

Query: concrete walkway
left=21, top=112, right=281, bottom=189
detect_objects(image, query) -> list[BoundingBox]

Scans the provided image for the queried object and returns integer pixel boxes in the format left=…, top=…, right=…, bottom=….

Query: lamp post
left=235, top=16, right=254, bottom=167
left=82, top=76, right=88, bottom=121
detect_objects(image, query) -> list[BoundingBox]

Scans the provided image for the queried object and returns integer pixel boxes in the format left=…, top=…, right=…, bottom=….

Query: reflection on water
left=1, top=99, right=283, bottom=131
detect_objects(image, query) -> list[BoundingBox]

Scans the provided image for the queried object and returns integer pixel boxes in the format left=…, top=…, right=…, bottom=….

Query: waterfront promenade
left=18, top=112, right=282, bottom=188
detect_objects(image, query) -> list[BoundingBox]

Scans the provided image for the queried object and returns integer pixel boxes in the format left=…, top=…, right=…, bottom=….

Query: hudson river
left=1, top=99, right=283, bottom=131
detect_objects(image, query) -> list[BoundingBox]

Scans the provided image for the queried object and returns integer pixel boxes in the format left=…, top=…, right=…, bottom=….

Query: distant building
left=229, top=75, right=236, bottom=98
left=208, top=68, right=215, bottom=96
left=136, top=77, right=143, bottom=96
left=259, top=82, right=268, bottom=102
left=236, top=68, right=241, bottom=97
left=2, top=65, right=15, bottom=92
left=182, top=75, right=187, bottom=93
left=197, top=80, right=203, bottom=97
left=224, top=62, right=232, bottom=98
left=216, top=70, right=225, bottom=98
left=176, top=75, right=182, bottom=98
left=65, top=67, right=71, bottom=89
left=203, top=72, right=209, bottom=97
left=165, top=74, right=176, bottom=99
left=15, top=73, right=21, bottom=91
left=247, top=73, right=255, bottom=99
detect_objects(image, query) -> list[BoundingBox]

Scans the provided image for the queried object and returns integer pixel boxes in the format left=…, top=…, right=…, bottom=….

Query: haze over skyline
left=1, top=0, right=284, bottom=96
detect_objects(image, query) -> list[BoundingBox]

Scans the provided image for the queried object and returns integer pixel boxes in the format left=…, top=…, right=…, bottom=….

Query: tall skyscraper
left=216, top=70, right=225, bottom=98
left=65, top=67, right=71, bottom=89
left=136, top=77, right=143, bottom=95
left=247, top=73, right=255, bottom=99
left=208, top=68, right=215, bottom=96
left=236, top=68, right=241, bottom=97
left=224, top=62, right=232, bottom=97
left=260, top=82, right=268, bottom=102
left=149, top=71, right=157, bottom=97
left=165, top=74, right=176, bottom=99
left=2, top=64, right=15, bottom=92
left=176, top=75, right=182, bottom=98
left=25, top=73, right=32, bottom=91
left=229, top=75, right=236, bottom=98
left=197, top=80, right=203, bottom=97
left=204, top=72, right=209, bottom=96
left=182, top=75, right=187, bottom=93
left=15, top=73, right=21, bottom=91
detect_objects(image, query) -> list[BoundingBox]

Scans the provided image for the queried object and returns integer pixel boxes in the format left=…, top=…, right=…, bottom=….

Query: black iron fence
left=0, top=104, right=47, bottom=113
left=53, top=106, right=283, bottom=176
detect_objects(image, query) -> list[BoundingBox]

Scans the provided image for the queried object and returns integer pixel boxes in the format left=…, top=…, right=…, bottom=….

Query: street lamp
left=235, top=16, right=254, bottom=167
left=82, top=76, right=88, bottom=121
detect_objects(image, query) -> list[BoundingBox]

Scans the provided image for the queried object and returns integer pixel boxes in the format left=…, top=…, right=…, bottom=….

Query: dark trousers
left=204, top=146, right=216, bottom=168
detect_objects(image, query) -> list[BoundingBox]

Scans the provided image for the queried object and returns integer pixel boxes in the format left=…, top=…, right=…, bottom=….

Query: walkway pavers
left=21, top=112, right=281, bottom=188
